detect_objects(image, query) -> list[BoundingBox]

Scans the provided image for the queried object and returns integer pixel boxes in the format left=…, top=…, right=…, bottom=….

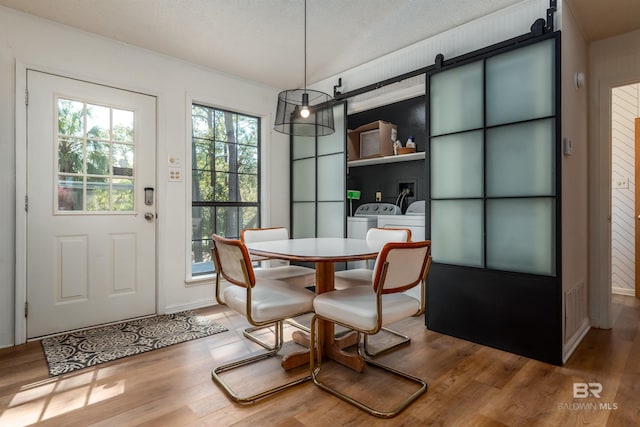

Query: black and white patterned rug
left=41, top=311, right=227, bottom=376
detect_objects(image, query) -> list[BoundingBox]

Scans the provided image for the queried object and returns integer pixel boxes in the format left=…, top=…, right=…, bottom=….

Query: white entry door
left=26, top=70, right=157, bottom=338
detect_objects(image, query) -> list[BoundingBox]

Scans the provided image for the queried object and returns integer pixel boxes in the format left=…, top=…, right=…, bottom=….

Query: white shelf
left=347, top=151, right=425, bottom=167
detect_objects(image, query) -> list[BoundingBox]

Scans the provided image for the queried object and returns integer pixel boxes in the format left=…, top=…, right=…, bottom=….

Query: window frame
left=189, top=102, right=261, bottom=278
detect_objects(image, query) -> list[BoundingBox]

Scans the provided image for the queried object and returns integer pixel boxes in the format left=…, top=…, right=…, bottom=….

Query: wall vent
left=565, top=282, right=586, bottom=342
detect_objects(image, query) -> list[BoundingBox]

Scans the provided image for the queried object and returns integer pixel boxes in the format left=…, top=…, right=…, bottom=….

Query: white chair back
left=372, top=241, right=431, bottom=294
left=211, top=234, right=255, bottom=288
left=241, top=227, right=289, bottom=243
left=366, top=227, right=411, bottom=245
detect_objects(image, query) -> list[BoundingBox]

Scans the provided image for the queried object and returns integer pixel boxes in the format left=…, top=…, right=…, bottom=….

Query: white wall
left=0, top=6, right=290, bottom=347
left=559, top=1, right=589, bottom=361
left=589, top=29, right=640, bottom=328
left=611, top=84, right=639, bottom=295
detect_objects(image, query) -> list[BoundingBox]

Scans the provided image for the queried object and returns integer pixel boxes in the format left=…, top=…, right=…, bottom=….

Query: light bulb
left=300, top=105, right=310, bottom=118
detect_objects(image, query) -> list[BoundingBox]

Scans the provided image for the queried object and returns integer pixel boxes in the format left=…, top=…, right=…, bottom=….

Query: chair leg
left=310, top=315, right=427, bottom=419
left=363, top=327, right=411, bottom=357
left=213, top=321, right=311, bottom=404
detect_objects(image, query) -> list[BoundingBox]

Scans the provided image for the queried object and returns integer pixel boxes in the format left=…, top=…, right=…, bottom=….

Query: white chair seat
left=313, top=286, right=420, bottom=331
left=334, top=268, right=371, bottom=289
left=254, top=265, right=315, bottom=287
left=223, top=279, right=314, bottom=323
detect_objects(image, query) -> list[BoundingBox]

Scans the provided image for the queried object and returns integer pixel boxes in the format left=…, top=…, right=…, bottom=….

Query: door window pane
left=292, top=158, right=316, bottom=201
left=56, top=97, right=136, bottom=213
left=486, top=39, right=555, bottom=126
left=431, top=131, right=483, bottom=199
left=431, top=200, right=483, bottom=267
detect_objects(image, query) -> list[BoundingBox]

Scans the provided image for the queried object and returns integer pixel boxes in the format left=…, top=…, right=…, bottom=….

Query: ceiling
left=0, top=0, right=638, bottom=89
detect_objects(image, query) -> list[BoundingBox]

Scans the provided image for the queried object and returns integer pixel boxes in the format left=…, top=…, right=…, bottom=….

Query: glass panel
left=430, top=61, right=483, bottom=136
left=241, top=206, right=259, bottom=230
left=192, top=105, right=213, bottom=139
left=112, top=109, right=134, bottom=143
left=193, top=138, right=213, bottom=170
left=237, top=144, right=258, bottom=174
left=216, top=206, right=239, bottom=238
left=317, top=104, right=344, bottom=156
left=292, top=158, right=315, bottom=201
left=214, top=172, right=239, bottom=202
left=57, top=175, right=83, bottom=211
left=86, top=104, right=111, bottom=140
left=486, top=119, right=555, bottom=197
left=431, top=131, right=483, bottom=198
left=292, top=202, right=315, bottom=238
left=192, top=206, right=213, bottom=243
left=317, top=154, right=344, bottom=201
left=192, top=169, right=213, bottom=201
left=238, top=174, right=258, bottom=202
left=58, top=138, right=83, bottom=174
left=112, top=178, right=134, bottom=211
left=58, top=99, right=85, bottom=137
left=192, top=239, right=214, bottom=276
left=486, top=39, right=555, bottom=126
left=112, top=143, right=134, bottom=177
left=236, top=115, right=258, bottom=146
left=292, top=135, right=316, bottom=159
left=431, top=200, right=483, bottom=267
left=486, top=198, right=555, bottom=275
left=215, top=141, right=231, bottom=172
left=214, top=110, right=229, bottom=141
left=86, top=177, right=110, bottom=211
left=86, top=140, right=110, bottom=175
left=317, top=202, right=344, bottom=237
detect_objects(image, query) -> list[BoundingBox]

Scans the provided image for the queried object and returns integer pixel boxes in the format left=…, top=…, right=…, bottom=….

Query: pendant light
left=274, top=0, right=335, bottom=137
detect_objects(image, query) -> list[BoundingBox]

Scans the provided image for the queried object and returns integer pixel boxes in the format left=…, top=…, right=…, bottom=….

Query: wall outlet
left=375, top=191, right=382, bottom=201
left=613, top=177, right=628, bottom=189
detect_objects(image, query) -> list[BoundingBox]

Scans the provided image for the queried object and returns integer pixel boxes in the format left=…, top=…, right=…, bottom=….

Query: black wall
left=347, top=96, right=426, bottom=212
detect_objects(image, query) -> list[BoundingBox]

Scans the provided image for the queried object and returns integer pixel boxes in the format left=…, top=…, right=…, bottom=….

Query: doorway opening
left=611, top=81, right=640, bottom=298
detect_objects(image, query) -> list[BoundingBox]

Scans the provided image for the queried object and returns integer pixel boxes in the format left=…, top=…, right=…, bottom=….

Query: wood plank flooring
left=0, top=294, right=638, bottom=426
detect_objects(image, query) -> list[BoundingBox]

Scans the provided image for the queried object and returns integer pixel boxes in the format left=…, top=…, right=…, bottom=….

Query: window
left=57, top=98, right=135, bottom=212
left=191, top=104, right=260, bottom=276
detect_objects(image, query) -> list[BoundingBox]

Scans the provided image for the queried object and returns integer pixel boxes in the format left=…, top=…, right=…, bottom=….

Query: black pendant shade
left=274, top=88, right=334, bottom=137
left=273, top=0, right=334, bottom=137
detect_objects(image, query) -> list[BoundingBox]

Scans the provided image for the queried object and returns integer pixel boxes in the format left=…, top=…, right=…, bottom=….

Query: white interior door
left=26, top=70, right=157, bottom=338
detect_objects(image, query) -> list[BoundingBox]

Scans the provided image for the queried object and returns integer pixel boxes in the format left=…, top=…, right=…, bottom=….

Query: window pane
left=215, top=141, right=232, bottom=172
left=86, top=104, right=111, bottom=140
left=236, top=115, right=258, bottom=146
left=431, top=131, right=483, bottom=198
left=86, top=141, right=110, bottom=176
left=193, top=138, right=213, bottom=170
left=430, top=61, right=483, bottom=136
left=58, top=99, right=85, bottom=137
left=192, top=239, right=213, bottom=276
left=318, top=154, right=344, bottom=201
left=431, top=200, right=483, bottom=267
left=292, top=158, right=315, bottom=201
left=112, top=143, right=134, bottom=177
left=486, top=198, right=555, bottom=275
left=192, top=169, right=213, bottom=201
left=112, top=178, right=134, bottom=211
left=112, top=109, right=134, bottom=142
left=318, top=202, right=344, bottom=237
left=214, top=172, right=237, bottom=201
left=486, top=39, right=555, bottom=126
left=292, top=202, right=315, bottom=238
left=216, top=206, right=239, bottom=238
left=192, top=106, right=213, bottom=139
left=58, top=175, right=83, bottom=211
left=237, top=144, right=258, bottom=174
left=486, top=119, right=555, bottom=197
left=241, top=206, right=259, bottom=229
left=239, top=174, right=258, bottom=202
left=86, top=177, right=110, bottom=211
left=292, top=135, right=316, bottom=159
left=58, top=138, right=83, bottom=174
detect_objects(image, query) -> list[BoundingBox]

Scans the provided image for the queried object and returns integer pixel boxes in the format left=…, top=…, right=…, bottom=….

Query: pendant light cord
left=303, top=0, right=307, bottom=92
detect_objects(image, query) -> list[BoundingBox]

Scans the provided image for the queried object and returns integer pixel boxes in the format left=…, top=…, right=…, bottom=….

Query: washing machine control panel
left=354, top=203, right=401, bottom=217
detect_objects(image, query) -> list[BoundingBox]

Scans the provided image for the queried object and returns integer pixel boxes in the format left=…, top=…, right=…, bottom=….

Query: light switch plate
left=613, top=177, right=628, bottom=189
left=168, top=166, right=182, bottom=182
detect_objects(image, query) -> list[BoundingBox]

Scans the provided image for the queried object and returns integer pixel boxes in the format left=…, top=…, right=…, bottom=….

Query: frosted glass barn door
left=291, top=103, right=346, bottom=238
left=429, top=38, right=557, bottom=276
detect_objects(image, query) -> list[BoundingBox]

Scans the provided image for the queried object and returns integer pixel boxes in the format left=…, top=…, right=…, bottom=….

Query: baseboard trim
left=562, top=318, right=590, bottom=364
left=164, top=298, right=219, bottom=314
left=612, top=287, right=636, bottom=297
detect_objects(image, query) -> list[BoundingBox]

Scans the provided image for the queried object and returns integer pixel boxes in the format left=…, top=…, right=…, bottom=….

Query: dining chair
left=210, top=233, right=314, bottom=404
left=309, top=240, right=432, bottom=418
left=334, top=227, right=414, bottom=356
left=241, top=226, right=316, bottom=335
left=240, top=227, right=316, bottom=288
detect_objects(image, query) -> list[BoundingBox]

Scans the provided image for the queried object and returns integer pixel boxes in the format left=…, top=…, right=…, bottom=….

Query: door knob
left=144, top=212, right=155, bottom=222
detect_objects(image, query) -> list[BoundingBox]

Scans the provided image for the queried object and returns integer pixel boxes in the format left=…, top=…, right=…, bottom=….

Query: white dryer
left=347, top=203, right=401, bottom=268
left=377, top=200, right=425, bottom=241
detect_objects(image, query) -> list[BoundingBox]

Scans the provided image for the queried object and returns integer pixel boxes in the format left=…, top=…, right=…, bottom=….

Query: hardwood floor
left=1, top=294, right=638, bottom=426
